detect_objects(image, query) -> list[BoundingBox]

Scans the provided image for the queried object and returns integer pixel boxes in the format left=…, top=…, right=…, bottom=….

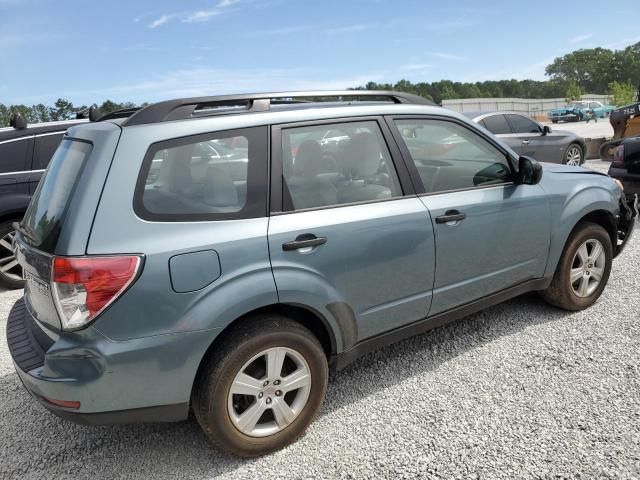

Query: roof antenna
left=9, top=112, right=27, bottom=130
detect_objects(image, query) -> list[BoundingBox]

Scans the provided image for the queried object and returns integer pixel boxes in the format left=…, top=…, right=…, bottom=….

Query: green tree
left=8, top=104, right=37, bottom=123
left=49, top=98, right=76, bottom=121
left=546, top=47, right=616, bottom=93
left=608, top=80, right=636, bottom=106
left=0, top=104, right=10, bottom=126
left=614, top=42, right=640, bottom=89
left=31, top=104, right=51, bottom=123
left=565, top=81, right=582, bottom=102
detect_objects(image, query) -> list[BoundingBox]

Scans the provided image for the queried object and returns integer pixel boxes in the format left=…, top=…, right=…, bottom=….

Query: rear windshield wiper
left=12, top=222, right=40, bottom=244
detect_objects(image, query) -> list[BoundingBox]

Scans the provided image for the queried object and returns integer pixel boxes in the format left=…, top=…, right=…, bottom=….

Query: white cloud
left=0, top=32, right=64, bottom=59
left=570, top=33, right=593, bottom=44
left=261, top=25, right=310, bottom=35
left=401, top=63, right=432, bottom=72
left=147, top=2, right=239, bottom=27
left=430, top=52, right=467, bottom=62
left=16, top=68, right=384, bottom=105
left=255, top=23, right=376, bottom=36
left=148, top=14, right=173, bottom=29
left=603, top=35, right=640, bottom=49
left=326, top=23, right=373, bottom=34
left=183, top=10, right=220, bottom=23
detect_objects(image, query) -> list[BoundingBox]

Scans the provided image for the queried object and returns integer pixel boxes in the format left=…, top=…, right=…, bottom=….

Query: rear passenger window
left=506, top=114, right=541, bottom=134
left=135, top=127, right=267, bottom=221
left=33, top=133, right=64, bottom=169
left=281, top=121, right=402, bottom=211
left=480, top=115, right=511, bottom=135
left=394, top=119, right=512, bottom=193
left=0, top=137, right=31, bottom=173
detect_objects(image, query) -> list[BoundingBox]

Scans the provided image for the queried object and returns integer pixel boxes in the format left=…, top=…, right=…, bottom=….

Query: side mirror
left=542, top=125, right=552, bottom=135
left=517, top=156, right=543, bottom=185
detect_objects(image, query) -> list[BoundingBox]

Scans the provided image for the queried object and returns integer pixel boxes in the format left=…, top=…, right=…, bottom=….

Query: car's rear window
left=22, top=139, right=92, bottom=252
left=134, top=127, right=268, bottom=221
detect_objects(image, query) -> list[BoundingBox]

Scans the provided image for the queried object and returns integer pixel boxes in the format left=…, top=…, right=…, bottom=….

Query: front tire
left=0, top=221, right=25, bottom=289
left=192, top=315, right=328, bottom=457
left=541, top=222, right=612, bottom=311
left=563, top=143, right=584, bottom=166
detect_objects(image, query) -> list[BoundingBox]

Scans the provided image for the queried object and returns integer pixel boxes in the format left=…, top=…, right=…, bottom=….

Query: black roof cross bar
left=123, top=90, right=434, bottom=126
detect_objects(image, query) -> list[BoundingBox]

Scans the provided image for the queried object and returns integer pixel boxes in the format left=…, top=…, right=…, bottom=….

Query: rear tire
left=192, top=315, right=328, bottom=457
left=541, top=222, right=612, bottom=311
left=0, top=221, right=25, bottom=289
left=563, top=143, right=584, bottom=166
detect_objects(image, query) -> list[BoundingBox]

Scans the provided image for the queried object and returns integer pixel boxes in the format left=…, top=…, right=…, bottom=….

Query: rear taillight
left=52, top=255, right=141, bottom=330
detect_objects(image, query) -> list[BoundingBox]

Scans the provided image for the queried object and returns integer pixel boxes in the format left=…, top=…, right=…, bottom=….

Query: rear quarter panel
left=86, top=122, right=279, bottom=343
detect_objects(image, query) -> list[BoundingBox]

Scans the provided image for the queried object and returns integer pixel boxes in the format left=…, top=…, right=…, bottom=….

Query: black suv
left=0, top=115, right=86, bottom=288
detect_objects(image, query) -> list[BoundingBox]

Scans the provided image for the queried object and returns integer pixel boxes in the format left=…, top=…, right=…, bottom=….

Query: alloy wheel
left=565, top=146, right=582, bottom=166
left=570, top=239, right=605, bottom=297
left=0, top=230, right=22, bottom=282
left=227, top=347, right=312, bottom=437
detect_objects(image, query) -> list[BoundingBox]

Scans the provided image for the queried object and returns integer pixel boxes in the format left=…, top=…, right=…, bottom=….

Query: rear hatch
left=15, top=122, right=122, bottom=332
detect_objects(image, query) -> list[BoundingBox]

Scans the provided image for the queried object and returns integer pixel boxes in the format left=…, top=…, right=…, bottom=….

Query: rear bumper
left=615, top=193, right=638, bottom=257
left=17, top=378, right=188, bottom=425
left=7, top=297, right=218, bottom=424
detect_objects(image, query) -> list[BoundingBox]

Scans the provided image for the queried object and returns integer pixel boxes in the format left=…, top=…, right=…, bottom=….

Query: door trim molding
left=332, top=276, right=551, bottom=370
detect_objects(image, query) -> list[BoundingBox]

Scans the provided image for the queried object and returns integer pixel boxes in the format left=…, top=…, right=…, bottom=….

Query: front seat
left=337, top=132, right=392, bottom=204
left=287, top=140, right=337, bottom=209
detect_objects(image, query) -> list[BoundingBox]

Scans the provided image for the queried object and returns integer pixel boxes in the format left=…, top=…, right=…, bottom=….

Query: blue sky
left=1, top=0, right=639, bottom=106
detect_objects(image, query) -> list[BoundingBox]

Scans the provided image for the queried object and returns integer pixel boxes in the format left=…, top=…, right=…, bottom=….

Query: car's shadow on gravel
left=0, top=293, right=570, bottom=478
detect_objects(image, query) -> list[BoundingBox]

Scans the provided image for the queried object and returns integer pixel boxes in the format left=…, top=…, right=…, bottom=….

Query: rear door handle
left=521, top=139, right=530, bottom=145
left=435, top=210, right=466, bottom=224
left=282, top=234, right=327, bottom=251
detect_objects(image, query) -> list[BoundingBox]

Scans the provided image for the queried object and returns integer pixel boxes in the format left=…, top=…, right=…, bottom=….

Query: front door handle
left=435, top=210, right=466, bottom=224
left=282, top=234, right=327, bottom=251
left=521, top=139, right=530, bottom=145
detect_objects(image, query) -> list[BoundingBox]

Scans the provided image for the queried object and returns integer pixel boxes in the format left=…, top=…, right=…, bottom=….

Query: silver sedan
left=463, top=111, right=586, bottom=165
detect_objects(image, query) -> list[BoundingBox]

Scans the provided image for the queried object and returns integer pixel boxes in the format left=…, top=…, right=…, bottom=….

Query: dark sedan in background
left=0, top=117, right=87, bottom=288
left=463, top=111, right=586, bottom=165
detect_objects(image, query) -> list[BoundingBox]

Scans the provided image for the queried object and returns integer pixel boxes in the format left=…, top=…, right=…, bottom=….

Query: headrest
left=201, top=166, right=238, bottom=207
left=294, top=140, right=324, bottom=178
left=343, top=132, right=382, bottom=178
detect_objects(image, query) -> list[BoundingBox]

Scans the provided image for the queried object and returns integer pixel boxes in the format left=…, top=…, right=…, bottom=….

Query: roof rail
left=97, top=107, right=142, bottom=122
left=123, top=90, right=434, bottom=126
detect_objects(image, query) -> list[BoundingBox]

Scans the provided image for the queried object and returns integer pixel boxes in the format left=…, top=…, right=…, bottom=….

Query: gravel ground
left=1, top=160, right=639, bottom=479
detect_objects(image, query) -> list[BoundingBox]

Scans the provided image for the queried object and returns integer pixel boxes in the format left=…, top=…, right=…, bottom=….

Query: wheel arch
left=573, top=139, right=587, bottom=156
left=576, top=210, right=617, bottom=248
left=565, top=140, right=586, bottom=163
left=545, top=206, right=617, bottom=278
left=190, top=302, right=339, bottom=398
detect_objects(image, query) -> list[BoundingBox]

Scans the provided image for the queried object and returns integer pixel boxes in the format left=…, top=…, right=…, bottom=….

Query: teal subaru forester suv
left=7, top=91, right=637, bottom=456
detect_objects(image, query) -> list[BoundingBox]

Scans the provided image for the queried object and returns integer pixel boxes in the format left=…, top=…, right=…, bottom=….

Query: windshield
left=22, top=139, right=93, bottom=252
